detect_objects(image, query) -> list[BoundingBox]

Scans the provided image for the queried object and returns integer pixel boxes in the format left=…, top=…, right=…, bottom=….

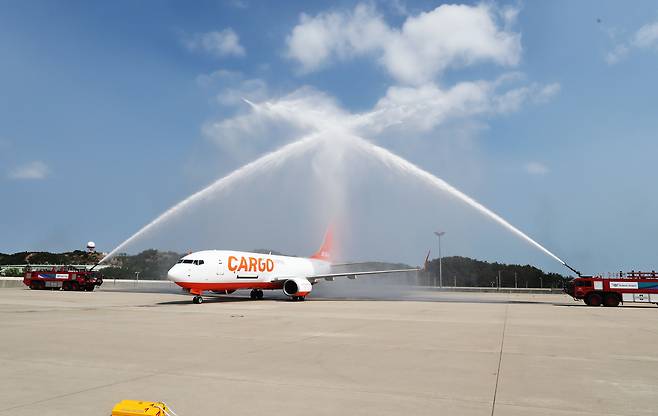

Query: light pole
left=434, top=231, right=445, bottom=287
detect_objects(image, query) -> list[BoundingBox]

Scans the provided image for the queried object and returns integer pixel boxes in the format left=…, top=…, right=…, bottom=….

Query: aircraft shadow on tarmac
left=153, top=296, right=560, bottom=306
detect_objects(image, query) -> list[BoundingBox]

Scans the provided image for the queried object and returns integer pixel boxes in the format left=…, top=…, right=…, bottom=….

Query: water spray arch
left=100, top=99, right=568, bottom=271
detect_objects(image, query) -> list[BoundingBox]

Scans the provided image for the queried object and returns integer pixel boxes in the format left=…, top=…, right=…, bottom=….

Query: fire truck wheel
left=70, top=281, right=80, bottom=291
left=29, top=282, right=39, bottom=290
left=585, top=293, right=602, bottom=307
left=62, top=282, right=71, bottom=291
left=603, top=293, right=620, bottom=307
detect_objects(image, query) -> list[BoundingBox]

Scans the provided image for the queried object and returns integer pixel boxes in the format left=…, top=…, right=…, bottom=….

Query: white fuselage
left=167, top=250, right=330, bottom=293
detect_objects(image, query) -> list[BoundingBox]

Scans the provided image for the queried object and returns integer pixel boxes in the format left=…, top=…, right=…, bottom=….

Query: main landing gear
left=250, top=289, right=264, bottom=300
left=291, top=296, right=305, bottom=301
left=193, top=295, right=203, bottom=304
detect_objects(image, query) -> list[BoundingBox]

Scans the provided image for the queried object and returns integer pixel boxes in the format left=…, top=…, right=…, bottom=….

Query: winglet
left=423, top=250, right=431, bottom=271
left=310, top=226, right=333, bottom=261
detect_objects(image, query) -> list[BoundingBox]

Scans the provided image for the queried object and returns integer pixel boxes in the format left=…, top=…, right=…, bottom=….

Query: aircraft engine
left=282, top=278, right=312, bottom=297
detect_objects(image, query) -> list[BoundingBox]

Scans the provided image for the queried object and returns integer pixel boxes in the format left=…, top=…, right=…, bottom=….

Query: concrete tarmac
left=1, top=288, right=657, bottom=416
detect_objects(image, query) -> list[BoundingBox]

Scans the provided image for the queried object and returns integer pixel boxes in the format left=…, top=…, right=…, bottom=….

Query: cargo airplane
left=167, top=228, right=420, bottom=304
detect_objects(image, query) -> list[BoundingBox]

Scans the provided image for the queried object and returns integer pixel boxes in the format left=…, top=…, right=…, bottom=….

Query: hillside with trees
left=101, top=250, right=181, bottom=280
left=422, top=256, right=568, bottom=288
left=0, top=250, right=103, bottom=266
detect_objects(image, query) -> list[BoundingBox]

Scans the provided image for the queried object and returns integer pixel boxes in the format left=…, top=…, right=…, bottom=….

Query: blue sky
left=1, top=1, right=657, bottom=275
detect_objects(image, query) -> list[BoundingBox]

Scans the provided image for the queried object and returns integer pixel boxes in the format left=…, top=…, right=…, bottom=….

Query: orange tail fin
left=310, top=226, right=333, bottom=261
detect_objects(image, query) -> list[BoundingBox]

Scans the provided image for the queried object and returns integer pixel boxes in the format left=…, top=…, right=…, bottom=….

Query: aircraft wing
left=306, top=268, right=419, bottom=282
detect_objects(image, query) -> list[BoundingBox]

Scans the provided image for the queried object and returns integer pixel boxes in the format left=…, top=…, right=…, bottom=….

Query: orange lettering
left=266, top=259, right=274, bottom=272
left=249, top=257, right=257, bottom=272
left=258, top=258, right=265, bottom=272
left=228, top=256, right=238, bottom=272
left=238, top=257, right=248, bottom=272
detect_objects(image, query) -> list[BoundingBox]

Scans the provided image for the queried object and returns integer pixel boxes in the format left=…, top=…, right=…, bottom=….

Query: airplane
left=166, top=228, right=422, bottom=304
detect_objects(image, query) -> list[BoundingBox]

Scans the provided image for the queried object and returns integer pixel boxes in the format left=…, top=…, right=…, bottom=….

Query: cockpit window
left=182, top=260, right=194, bottom=264
left=198, top=260, right=204, bottom=265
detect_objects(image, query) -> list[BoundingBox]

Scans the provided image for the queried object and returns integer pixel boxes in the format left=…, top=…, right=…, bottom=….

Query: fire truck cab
left=565, top=271, right=658, bottom=307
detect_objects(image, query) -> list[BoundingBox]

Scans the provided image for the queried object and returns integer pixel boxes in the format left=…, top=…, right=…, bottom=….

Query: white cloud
left=286, top=3, right=521, bottom=84
left=286, top=4, right=389, bottom=73
left=492, top=81, right=560, bottom=113
left=9, top=161, right=50, bottom=180
left=524, top=161, right=549, bottom=176
left=201, top=3, right=557, bottom=159
left=605, top=44, right=629, bottom=64
left=201, top=76, right=559, bottom=160
left=360, top=78, right=559, bottom=133
left=633, top=21, right=658, bottom=48
left=184, top=29, right=245, bottom=57
left=606, top=20, right=658, bottom=64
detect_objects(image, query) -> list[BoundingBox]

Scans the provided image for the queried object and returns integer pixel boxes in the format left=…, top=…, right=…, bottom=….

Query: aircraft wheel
left=256, top=290, right=264, bottom=300
left=250, top=289, right=257, bottom=300
left=193, top=296, right=203, bottom=304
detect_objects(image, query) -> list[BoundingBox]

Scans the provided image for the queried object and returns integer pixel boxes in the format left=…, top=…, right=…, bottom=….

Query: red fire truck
left=23, top=267, right=103, bottom=291
left=564, top=271, right=658, bottom=307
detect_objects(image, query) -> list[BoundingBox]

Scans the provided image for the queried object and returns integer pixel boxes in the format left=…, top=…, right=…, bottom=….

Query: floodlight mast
left=434, top=231, right=445, bottom=287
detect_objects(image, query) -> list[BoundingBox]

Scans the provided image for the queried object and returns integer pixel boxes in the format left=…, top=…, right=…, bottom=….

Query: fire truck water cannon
left=563, top=262, right=582, bottom=277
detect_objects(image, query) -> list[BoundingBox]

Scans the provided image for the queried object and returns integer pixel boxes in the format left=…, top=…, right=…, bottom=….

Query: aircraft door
left=217, top=259, right=225, bottom=276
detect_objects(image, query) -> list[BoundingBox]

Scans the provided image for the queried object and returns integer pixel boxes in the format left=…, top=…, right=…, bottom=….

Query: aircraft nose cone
left=167, top=265, right=181, bottom=282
